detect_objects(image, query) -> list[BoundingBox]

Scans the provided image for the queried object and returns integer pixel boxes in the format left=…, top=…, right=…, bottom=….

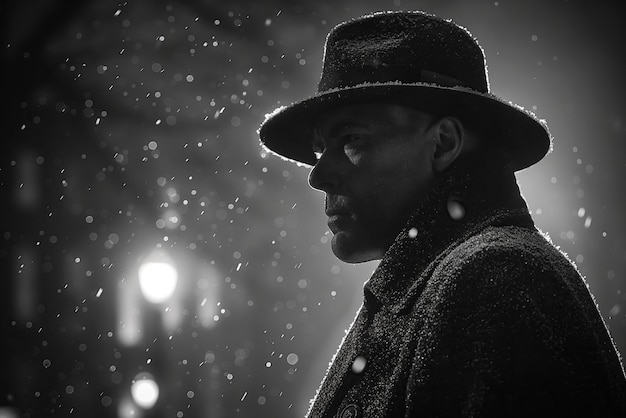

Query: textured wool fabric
left=306, top=158, right=626, bottom=418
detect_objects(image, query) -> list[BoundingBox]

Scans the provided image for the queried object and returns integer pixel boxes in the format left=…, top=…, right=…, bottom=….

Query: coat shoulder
left=450, top=223, right=565, bottom=264
left=435, top=223, right=580, bottom=289
left=409, top=225, right=626, bottom=416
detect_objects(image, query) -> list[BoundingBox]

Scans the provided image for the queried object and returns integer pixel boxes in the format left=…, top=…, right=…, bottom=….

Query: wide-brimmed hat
left=258, top=11, right=551, bottom=171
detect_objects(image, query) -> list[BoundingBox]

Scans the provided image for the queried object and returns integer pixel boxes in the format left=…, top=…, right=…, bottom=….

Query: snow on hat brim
left=259, top=81, right=551, bottom=171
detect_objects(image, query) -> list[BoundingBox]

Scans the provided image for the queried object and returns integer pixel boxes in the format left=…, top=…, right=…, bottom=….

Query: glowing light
left=138, top=261, right=178, bottom=303
left=117, top=272, right=143, bottom=346
left=131, top=374, right=159, bottom=409
left=196, top=265, right=221, bottom=328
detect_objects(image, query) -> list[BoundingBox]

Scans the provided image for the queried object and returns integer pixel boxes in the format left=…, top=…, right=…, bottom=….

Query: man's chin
left=330, top=232, right=383, bottom=263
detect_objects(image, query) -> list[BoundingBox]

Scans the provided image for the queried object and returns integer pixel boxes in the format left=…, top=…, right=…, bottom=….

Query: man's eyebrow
left=314, top=119, right=372, bottom=141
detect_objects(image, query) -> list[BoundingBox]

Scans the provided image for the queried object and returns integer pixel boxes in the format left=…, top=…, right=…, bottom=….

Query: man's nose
left=308, top=151, right=339, bottom=193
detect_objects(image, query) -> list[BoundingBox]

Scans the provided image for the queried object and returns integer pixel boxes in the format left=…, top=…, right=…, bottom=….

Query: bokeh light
left=130, top=374, right=160, bottom=409
left=138, top=261, right=179, bottom=304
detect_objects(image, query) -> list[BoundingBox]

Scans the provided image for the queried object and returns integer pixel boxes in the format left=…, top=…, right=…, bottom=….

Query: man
left=259, top=11, right=626, bottom=417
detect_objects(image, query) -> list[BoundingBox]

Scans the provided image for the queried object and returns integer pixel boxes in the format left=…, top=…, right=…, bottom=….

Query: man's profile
left=259, top=11, right=626, bottom=417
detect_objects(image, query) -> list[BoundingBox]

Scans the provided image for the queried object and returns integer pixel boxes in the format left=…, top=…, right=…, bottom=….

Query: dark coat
left=306, top=162, right=626, bottom=418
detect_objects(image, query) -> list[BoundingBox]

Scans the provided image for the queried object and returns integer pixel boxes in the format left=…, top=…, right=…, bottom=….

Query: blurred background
left=1, top=0, right=624, bottom=417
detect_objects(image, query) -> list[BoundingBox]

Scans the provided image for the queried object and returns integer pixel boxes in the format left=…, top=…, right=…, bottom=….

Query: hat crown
left=318, top=11, right=489, bottom=93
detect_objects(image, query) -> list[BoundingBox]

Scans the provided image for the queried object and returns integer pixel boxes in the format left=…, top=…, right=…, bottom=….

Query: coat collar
left=364, top=156, right=536, bottom=314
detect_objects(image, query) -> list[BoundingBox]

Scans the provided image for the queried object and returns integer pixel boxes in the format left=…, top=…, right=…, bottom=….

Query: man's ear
left=431, top=117, right=465, bottom=173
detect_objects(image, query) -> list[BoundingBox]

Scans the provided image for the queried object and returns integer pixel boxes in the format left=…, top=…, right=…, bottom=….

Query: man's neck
left=364, top=154, right=534, bottom=311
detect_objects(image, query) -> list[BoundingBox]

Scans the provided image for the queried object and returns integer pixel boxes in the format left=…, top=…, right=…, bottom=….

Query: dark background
left=2, top=1, right=624, bottom=417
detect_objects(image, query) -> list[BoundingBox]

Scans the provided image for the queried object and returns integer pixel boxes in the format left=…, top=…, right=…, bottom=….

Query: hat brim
left=259, top=82, right=552, bottom=171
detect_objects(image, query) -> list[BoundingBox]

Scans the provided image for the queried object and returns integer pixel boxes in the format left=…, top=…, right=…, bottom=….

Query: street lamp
left=138, top=256, right=178, bottom=304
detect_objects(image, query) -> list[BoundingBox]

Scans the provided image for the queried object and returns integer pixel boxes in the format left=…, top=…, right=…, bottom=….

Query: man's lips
left=325, top=209, right=351, bottom=217
left=325, top=196, right=354, bottom=231
left=325, top=209, right=353, bottom=232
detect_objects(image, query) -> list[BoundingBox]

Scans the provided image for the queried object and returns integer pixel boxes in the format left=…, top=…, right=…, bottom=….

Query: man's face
left=309, top=103, right=437, bottom=263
